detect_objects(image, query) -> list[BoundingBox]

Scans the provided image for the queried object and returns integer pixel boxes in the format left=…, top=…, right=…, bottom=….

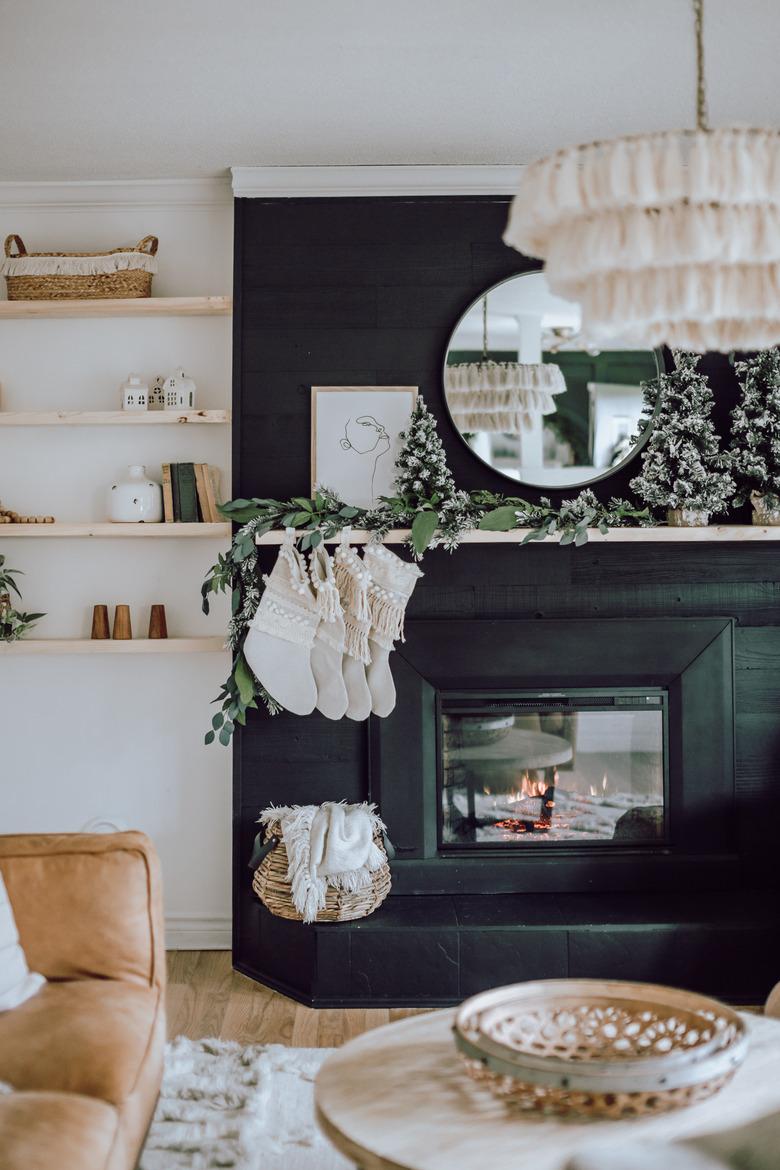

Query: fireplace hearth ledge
left=236, top=890, right=780, bottom=1008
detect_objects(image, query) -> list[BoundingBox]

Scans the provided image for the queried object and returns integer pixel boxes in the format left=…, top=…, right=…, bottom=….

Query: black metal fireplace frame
left=370, top=617, right=736, bottom=896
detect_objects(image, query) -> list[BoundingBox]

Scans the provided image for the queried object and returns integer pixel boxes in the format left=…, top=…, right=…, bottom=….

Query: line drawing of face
left=340, top=415, right=392, bottom=504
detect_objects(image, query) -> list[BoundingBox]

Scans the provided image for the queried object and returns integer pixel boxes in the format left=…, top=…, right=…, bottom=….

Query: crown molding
left=231, top=165, right=523, bottom=198
left=0, top=177, right=232, bottom=210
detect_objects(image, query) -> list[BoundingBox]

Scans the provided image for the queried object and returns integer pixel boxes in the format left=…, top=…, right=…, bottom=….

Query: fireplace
left=371, top=616, right=736, bottom=895
left=440, top=690, right=668, bottom=848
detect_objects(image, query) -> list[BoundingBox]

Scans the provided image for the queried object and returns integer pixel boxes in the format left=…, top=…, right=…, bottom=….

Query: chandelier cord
left=482, top=295, right=489, bottom=361
left=693, top=0, right=709, bottom=132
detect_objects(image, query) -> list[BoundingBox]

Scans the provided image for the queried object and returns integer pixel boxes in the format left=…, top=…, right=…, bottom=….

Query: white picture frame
left=311, top=386, right=418, bottom=509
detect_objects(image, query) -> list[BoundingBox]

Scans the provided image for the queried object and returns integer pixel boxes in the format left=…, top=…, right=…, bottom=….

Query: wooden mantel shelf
left=0, top=409, right=230, bottom=426
left=256, top=525, right=780, bottom=546
left=0, top=296, right=232, bottom=319
left=1, top=637, right=227, bottom=655
left=2, top=522, right=230, bottom=538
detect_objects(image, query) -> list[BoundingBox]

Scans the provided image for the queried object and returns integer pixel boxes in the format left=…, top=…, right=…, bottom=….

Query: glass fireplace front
left=439, top=690, right=668, bottom=848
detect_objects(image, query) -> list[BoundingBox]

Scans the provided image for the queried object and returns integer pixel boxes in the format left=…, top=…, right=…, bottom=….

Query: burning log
left=496, top=767, right=557, bottom=833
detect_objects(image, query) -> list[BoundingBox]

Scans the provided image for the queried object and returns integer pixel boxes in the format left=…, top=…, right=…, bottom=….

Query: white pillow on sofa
left=0, top=872, right=45, bottom=1011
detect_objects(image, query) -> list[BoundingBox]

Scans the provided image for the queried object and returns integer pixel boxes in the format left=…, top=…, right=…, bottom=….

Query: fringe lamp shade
left=503, top=2, right=780, bottom=354
left=503, top=128, right=780, bottom=353
left=444, top=360, right=566, bottom=433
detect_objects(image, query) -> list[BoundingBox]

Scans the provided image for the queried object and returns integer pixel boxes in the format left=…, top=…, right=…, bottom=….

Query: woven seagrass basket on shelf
left=2, top=234, right=158, bottom=300
left=454, top=979, right=748, bottom=1120
left=252, top=819, right=391, bottom=923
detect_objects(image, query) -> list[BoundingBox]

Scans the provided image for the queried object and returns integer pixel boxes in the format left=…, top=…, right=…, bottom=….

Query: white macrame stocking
left=363, top=544, right=423, bottom=718
left=243, top=528, right=318, bottom=716
left=333, top=531, right=373, bottom=722
left=309, top=543, right=348, bottom=720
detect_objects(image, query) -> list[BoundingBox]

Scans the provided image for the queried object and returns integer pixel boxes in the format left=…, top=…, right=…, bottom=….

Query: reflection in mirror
left=443, top=271, right=661, bottom=489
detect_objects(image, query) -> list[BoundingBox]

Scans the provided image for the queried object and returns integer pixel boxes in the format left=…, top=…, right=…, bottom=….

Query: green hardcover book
left=170, top=463, right=181, bottom=522
left=177, top=462, right=199, bottom=523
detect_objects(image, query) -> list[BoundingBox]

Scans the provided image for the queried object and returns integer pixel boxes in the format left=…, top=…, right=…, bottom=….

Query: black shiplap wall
left=233, top=196, right=780, bottom=957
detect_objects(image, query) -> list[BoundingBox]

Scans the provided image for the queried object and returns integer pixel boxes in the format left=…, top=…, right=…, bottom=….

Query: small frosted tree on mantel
left=365, top=396, right=478, bottom=556
left=729, top=348, right=780, bottom=524
left=630, top=352, right=734, bottom=526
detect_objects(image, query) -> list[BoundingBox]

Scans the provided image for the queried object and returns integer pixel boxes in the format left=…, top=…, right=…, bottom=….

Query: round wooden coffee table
left=315, top=1008, right=780, bottom=1170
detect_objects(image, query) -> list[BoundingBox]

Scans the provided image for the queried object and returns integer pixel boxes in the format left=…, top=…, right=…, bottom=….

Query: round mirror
left=443, top=271, right=662, bottom=489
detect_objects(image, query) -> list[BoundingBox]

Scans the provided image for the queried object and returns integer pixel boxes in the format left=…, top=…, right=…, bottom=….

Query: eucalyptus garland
left=201, top=398, right=650, bottom=744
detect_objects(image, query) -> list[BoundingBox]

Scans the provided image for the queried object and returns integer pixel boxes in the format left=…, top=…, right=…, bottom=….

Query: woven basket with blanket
left=251, top=802, right=392, bottom=924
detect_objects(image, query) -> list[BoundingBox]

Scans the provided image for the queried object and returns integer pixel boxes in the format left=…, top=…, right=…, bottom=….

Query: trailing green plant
left=476, top=489, right=651, bottom=545
left=729, top=348, right=780, bottom=507
left=0, top=555, right=45, bottom=642
left=200, top=488, right=364, bottom=744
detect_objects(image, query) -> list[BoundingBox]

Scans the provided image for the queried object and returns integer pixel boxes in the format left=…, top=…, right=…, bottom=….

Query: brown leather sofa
left=0, top=832, right=166, bottom=1170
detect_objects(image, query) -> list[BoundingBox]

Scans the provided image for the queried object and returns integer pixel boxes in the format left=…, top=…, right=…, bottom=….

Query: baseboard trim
left=166, top=914, right=232, bottom=950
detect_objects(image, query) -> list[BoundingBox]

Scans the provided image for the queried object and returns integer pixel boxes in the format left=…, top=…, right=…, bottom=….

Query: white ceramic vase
left=108, top=465, right=163, bottom=523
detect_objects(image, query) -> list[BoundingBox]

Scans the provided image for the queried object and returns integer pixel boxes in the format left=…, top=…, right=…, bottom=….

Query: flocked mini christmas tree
left=365, top=396, right=478, bottom=555
left=729, top=349, right=780, bottom=515
left=630, top=352, right=734, bottom=524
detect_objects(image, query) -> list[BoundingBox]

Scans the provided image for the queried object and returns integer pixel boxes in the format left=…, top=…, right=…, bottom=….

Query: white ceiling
left=0, top=0, right=778, bottom=181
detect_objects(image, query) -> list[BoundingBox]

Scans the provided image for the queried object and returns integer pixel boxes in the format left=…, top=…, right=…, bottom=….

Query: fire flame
left=509, top=771, right=549, bottom=800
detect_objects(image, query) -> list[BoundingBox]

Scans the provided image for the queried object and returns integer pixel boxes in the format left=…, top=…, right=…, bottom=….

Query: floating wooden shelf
left=0, top=296, right=232, bottom=319
left=0, top=637, right=227, bottom=655
left=0, top=409, right=230, bottom=426
left=256, top=525, right=780, bottom=546
left=2, top=522, right=230, bottom=538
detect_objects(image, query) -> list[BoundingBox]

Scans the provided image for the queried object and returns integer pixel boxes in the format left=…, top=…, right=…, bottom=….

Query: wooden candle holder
left=112, top=604, right=132, bottom=640
left=90, top=604, right=110, bottom=640
left=148, top=604, right=168, bottom=639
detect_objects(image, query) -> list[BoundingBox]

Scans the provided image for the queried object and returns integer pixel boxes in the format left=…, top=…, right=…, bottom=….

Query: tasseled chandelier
left=444, top=294, right=565, bottom=433
left=503, top=0, right=780, bottom=354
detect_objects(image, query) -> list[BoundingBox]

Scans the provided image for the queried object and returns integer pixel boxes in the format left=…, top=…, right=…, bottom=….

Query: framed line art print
left=311, top=386, right=418, bottom=509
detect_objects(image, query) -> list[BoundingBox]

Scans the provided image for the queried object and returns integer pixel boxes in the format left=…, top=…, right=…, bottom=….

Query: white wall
left=0, top=179, right=234, bottom=948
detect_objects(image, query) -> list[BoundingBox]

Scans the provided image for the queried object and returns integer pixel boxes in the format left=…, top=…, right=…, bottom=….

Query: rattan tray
left=453, top=979, right=748, bottom=1118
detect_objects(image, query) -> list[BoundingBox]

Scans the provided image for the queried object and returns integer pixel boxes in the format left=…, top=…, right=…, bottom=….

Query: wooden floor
left=166, top=950, right=427, bottom=1045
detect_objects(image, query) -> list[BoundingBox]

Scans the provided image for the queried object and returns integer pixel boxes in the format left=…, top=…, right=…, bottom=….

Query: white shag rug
left=140, top=1037, right=352, bottom=1170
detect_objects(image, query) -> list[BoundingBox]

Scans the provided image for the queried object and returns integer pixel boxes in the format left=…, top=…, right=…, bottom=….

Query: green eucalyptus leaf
left=574, top=527, right=589, bottom=547
left=204, top=730, right=215, bottom=745
left=559, top=530, right=576, bottom=546
left=234, top=653, right=257, bottom=707
left=479, top=506, right=519, bottom=532
left=310, top=530, right=323, bottom=548
left=218, top=726, right=232, bottom=747
left=411, top=509, right=439, bottom=556
left=212, top=712, right=224, bottom=730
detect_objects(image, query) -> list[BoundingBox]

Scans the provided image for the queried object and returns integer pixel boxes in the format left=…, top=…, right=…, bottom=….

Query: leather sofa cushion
left=0, top=1091, right=118, bottom=1170
left=0, top=979, right=161, bottom=1104
left=0, top=833, right=163, bottom=987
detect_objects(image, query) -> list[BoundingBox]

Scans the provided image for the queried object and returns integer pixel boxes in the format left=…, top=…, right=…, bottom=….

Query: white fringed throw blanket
left=259, top=802, right=386, bottom=924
